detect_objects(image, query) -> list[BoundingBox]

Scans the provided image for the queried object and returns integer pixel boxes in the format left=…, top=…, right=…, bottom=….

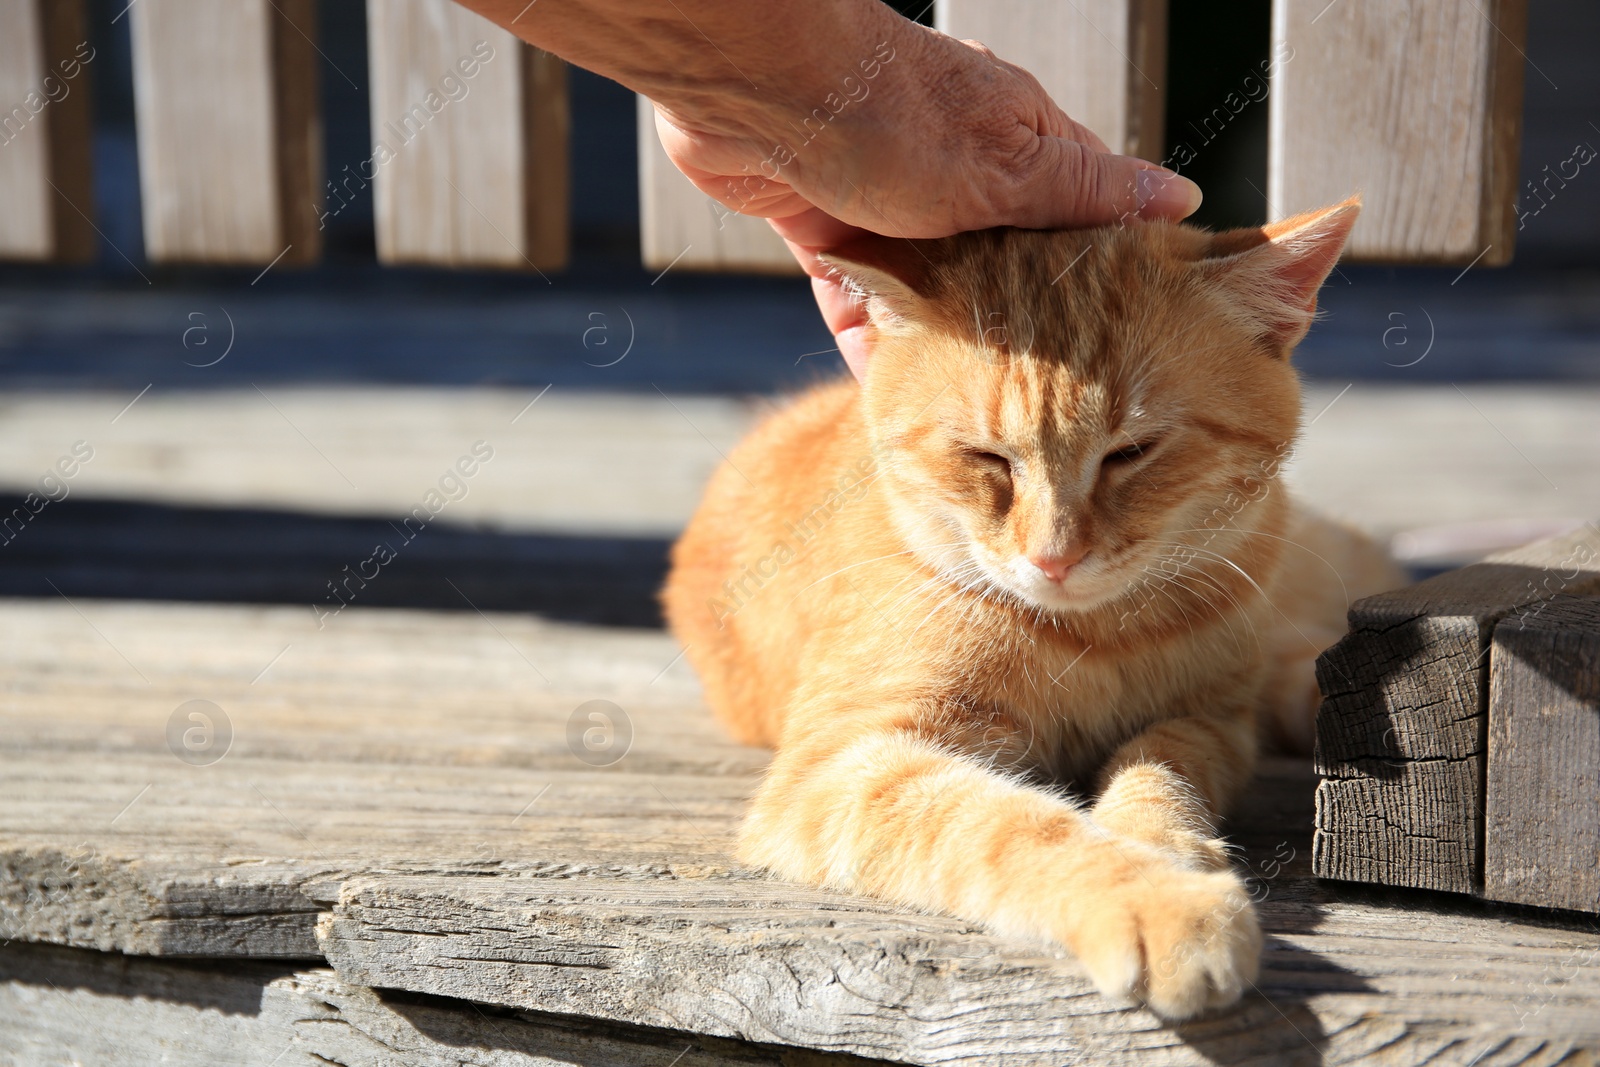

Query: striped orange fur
left=663, top=199, right=1402, bottom=1019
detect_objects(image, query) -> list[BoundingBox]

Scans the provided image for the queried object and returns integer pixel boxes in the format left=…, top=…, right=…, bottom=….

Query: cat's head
left=820, top=198, right=1359, bottom=622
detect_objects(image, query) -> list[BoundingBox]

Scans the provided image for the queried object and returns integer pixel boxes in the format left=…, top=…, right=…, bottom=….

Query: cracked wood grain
left=1314, top=524, right=1600, bottom=895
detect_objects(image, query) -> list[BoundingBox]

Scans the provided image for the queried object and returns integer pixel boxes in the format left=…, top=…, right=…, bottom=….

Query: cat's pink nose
left=1029, top=548, right=1087, bottom=582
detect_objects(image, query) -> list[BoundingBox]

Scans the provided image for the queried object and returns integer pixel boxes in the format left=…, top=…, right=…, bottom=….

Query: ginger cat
left=663, top=199, right=1402, bottom=1019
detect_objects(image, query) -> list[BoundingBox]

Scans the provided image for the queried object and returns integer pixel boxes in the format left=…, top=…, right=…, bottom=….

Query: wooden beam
left=365, top=0, right=568, bottom=271
left=1484, top=595, right=1600, bottom=915
left=1314, top=524, right=1600, bottom=895
left=0, top=0, right=94, bottom=262
left=637, top=96, right=798, bottom=275
left=129, top=0, right=320, bottom=265
left=935, top=0, right=1167, bottom=160
left=1268, top=0, right=1529, bottom=264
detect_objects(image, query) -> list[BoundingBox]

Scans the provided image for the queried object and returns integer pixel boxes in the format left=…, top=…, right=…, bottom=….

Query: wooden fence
left=0, top=0, right=1528, bottom=271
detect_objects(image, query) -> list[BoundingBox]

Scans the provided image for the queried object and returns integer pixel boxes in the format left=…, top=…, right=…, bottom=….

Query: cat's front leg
left=740, top=701, right=1260, bottom=1019
left=1089, top=709, right=1258, bottom=873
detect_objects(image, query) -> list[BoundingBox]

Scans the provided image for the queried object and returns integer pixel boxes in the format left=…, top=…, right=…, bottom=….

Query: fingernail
left=1135, top=168, right=1203, bottom=219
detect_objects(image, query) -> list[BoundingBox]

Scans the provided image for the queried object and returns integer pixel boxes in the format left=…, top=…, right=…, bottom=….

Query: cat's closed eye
left=963, top=448, right=1014, bottom=474
left=1102, top=438, right=1160, bottom=468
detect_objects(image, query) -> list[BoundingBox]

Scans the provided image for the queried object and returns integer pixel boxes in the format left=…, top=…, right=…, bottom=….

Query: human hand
left=651, top=19, right=1202, bottom=378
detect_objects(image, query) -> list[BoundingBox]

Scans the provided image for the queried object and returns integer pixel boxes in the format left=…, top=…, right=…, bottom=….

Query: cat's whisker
left=1141, top=539, right=1330, bottom=660
left=873, top=557, right=999, bottom=646
left=778, top=541, right=972, bottom=612
left=1169, top=527, right=1355, bottom=608
left=1135, top=567, right=1203, bottom=638
left=1135, top=539, right=1262, bottom=629
left=881, top=572, right=960, bottom=621
left=908, top=574, right=991, bottom=641
left=1145, top=566, right=1260, bottom=652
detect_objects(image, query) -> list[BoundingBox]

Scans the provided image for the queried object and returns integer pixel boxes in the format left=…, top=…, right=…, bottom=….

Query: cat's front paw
left=1067, top=852, right=1261, bottom=1020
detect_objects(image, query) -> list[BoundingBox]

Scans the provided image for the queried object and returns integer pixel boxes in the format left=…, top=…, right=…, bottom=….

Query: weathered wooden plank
left=1268, top=0, right=1528, bottom=264
left=0, top=387, right=757, bottom=538
left=1484, top=596, right=1600, bottom=915
left=935, top=0, right=1166, bottom=159
left=637, top=96, right=798, bottom=274
left=129, top=0, right=320, bottom=265
left=0, top=0, right=94, bottom=262
left=0, top=599, right=754, bottom=956
left=0, top=942, right=884, bottom=1066
left=318, top=860, right=1600, bottom=1067
left=366, top=0, right=568, bottom=270
left=1314, top=524, right=1600, bottom=895
left=0, top=755, right=748, bottom=957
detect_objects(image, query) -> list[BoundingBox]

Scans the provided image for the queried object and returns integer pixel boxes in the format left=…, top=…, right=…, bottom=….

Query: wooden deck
left=3, top=596, right=1600, bottom=1066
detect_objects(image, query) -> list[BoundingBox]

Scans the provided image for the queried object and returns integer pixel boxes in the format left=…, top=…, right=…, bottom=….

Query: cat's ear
left=816, top=236, right=930, bottom=334
left=1200, top=196, right=1361, bottom=352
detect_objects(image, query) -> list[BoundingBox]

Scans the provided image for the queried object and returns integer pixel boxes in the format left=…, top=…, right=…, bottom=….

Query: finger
left=836, top=324, right=872, bottom=382
left=1002, top=66, right=1111, bottom=153
left=787, top=239, right=873, bottom=382
left=767, top=210, right=872, bottom=262
left=813, top=270, right=873, bottom=380
left=652, top=109, right=816, bottom=218
left=806, top=268, right=869, bottom=338
left=995, top=139, right=1202, bottom=228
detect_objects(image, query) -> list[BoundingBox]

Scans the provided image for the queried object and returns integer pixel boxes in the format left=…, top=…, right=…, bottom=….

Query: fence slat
left=0, top=0, right=94, bottom=262
left=1268, top=0, right=1527, bottom=265
left=637, top=97, right=797, bottom=275
left=935, top=0, right=1166, bottom=160
left=129, top=0, right=320, bottom=266
left=366, top=0, right=568, bottom=271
